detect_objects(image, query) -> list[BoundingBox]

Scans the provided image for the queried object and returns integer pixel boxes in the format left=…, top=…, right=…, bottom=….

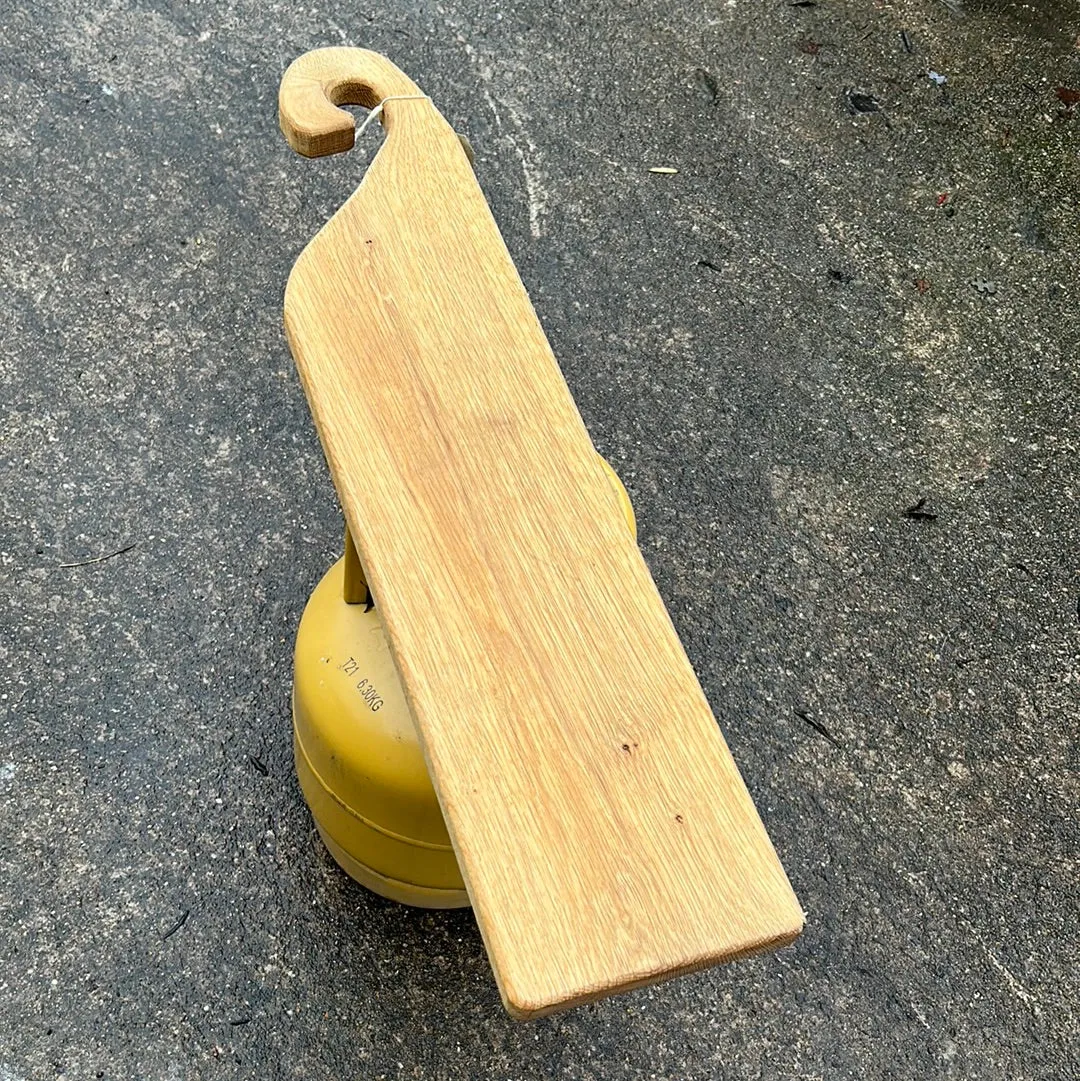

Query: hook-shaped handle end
left=279, top=47, right=425, bottom=158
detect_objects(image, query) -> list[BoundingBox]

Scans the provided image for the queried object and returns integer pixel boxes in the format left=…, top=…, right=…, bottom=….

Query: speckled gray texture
left=1, top=1, right=1077, bottom=1078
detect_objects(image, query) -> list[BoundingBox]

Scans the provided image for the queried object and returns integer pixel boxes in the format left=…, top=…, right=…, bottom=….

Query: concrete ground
left=1, top=0, right=1077, bottom=1077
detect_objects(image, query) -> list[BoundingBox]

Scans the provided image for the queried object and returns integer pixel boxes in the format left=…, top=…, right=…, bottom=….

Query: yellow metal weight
left=292, top=457, right=637, bottom=907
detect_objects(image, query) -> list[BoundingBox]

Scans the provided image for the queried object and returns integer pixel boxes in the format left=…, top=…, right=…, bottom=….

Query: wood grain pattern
left=279, top=48, right=802, bottom=1018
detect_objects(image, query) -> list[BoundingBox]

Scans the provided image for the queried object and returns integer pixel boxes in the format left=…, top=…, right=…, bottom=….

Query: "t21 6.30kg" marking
left=336, top=656, right=385, bottom=712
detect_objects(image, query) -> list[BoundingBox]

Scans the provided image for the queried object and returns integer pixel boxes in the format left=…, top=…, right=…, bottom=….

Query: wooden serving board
left=280, top=48, right=802, bottom=1018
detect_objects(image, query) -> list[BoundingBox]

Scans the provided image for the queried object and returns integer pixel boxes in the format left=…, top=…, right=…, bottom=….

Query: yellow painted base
left=292, top=584, right=468, bottom=905
left=314, top=822, right=470, bottom=908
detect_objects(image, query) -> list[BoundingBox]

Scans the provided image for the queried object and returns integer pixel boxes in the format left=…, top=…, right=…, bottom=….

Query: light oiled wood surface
left=280, top=48, right=802, bottom=1018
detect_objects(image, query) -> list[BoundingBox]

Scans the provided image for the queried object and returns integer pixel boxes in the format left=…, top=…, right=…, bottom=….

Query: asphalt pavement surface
left=1, top=1, right=1077, bottom=1078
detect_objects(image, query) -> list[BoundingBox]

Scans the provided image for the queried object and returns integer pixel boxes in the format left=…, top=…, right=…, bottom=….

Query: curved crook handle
left=279, top=47, right=427, bottom=158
